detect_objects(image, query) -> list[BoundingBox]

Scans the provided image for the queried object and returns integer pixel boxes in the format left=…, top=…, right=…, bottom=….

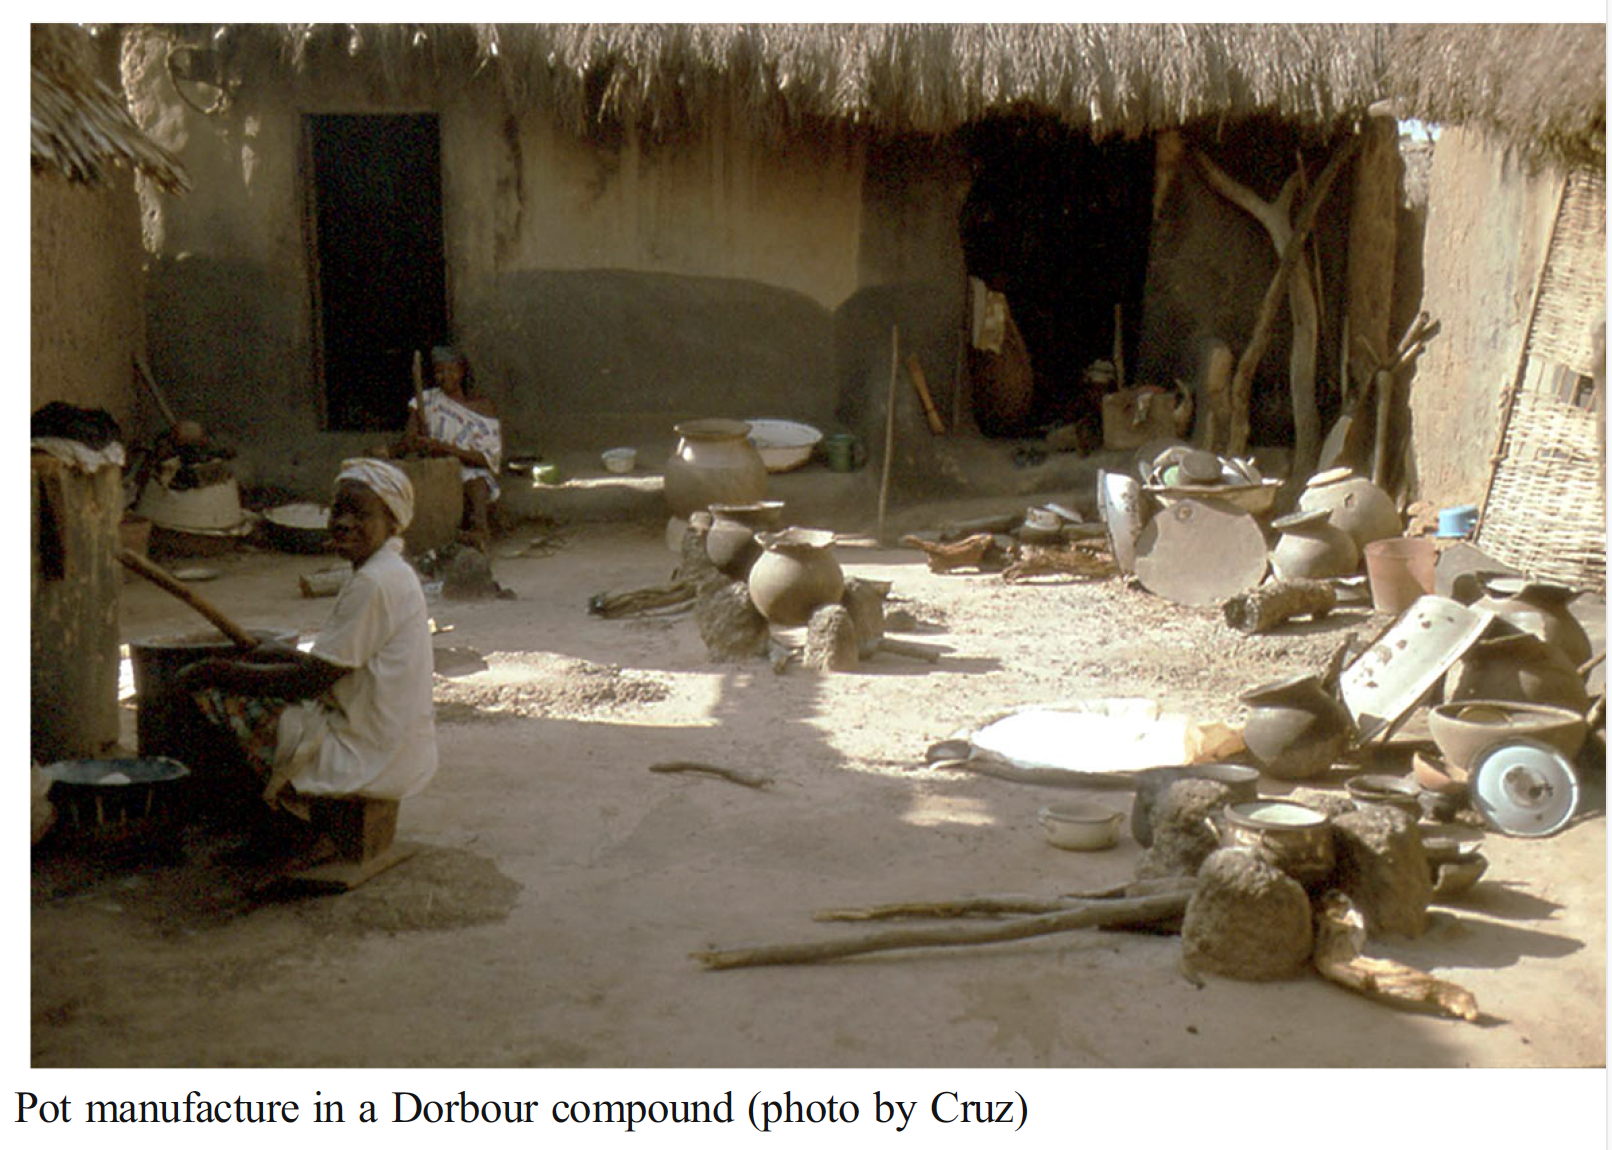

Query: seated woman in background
left=178, top=459, right=438, bottom=863
left=403, top=345, right=502, bottom=552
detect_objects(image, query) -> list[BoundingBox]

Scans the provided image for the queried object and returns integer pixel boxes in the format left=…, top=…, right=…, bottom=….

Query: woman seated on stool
left=178, top=459, right=437, bottom=864
left=403, top=345, right=502, bottom=552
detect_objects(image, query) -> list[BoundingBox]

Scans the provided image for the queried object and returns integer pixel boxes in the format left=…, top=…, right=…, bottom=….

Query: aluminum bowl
left=1038, top=802, right=1124, bottom=850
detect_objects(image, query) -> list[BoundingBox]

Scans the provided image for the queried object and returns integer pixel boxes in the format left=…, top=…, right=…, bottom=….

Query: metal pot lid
left=1469, top=738, right=1580, bottom=837
left=41, top=757, right=191, bottom=786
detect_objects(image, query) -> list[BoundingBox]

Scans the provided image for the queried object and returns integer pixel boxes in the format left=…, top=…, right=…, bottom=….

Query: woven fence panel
left=1527, top=168, right=1606, bottom=377
left=1479, top=363, right=1606, bottom=592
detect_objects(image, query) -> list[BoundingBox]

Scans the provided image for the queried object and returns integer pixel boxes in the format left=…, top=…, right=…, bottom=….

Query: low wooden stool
left=283, top=796, right=419, bottom=890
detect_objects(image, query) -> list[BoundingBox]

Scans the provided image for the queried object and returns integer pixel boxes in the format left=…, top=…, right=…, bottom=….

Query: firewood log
left=1221, top=578, right=1337, bottom=633
left=1312, top=892, right=1479, bottom=1022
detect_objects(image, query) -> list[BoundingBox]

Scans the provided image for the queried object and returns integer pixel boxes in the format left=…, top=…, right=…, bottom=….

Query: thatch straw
left=1386, top=24, right=1605, bottom=167
left=31, top=24, right=190, bottom=193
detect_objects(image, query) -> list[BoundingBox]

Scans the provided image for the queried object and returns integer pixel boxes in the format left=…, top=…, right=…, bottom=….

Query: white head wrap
left=335, top=458, right=414, bottom=532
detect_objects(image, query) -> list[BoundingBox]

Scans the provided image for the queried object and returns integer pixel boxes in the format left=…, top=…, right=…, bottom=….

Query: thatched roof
left=32, top=25, right=190, bottom=193
left=106, top=24, right=1607, bottom=166
left=1386, top=24, right=1605, bottom=167
left=146, top=23, right=1393, bottom=141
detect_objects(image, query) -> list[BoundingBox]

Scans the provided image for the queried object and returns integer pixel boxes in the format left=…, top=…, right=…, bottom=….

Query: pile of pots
left=664, top=418, right=845, bottom=627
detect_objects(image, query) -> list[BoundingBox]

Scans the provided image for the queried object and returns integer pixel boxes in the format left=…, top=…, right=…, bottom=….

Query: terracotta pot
left=1297, top=468, right=1401, bottom=550
left=1270, top=509, right=1359, bottom=580
left=1240, top=674, right=1353, bottom=780
left=747, top=527, right=844, bottom=625
left=704, top=501, right=785, bottom=579
left=663, top=419, right=768, bottom=519
left=1444, top=629, right=1590, bottom=713
left=1472, top=578, right=1592, bottom=666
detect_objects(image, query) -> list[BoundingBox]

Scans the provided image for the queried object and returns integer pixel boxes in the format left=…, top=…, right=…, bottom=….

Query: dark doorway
left=307, top=114, right=448, bottom=432
left=958, top=114, right=1155, bottom=438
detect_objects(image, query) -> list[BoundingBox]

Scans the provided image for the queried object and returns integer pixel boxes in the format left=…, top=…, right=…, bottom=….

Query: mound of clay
left=1332, top=805, right=1430, bottom=939
left=1137, top=778, right=1229, bottom=879
left=805, top=603, right=859, bottom=671
left=695, top=580, right=769, bottom=662
left=1182, top=847, right=1314, bottom=981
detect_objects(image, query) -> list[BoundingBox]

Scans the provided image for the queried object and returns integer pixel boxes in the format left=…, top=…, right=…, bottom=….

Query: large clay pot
left=705, top=501, right=785, bottom=579
left=663, top=419, right=768, bottom=519
left=1444, top=628, right=1591, bottom=713
left=1297, top=468, right=1401, bottom=550
left=1240, top=674, right=1353, bottom=780
left=1472, top=578, right=1592, bottom=666
left=1270, top=509, right=1359, bottom=580
left=747, top=527, right=844, bottom=625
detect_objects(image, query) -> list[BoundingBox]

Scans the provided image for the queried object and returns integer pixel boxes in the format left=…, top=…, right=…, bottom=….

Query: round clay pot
left=1240, top=673, right=1353, bottom=780
left=1444, top=628, right=1590, bottom=713
left=1472, top=578, right=1592, bottom=666
left=747, top=527, right=844, bottom=625
left=663, top=419, right=769, bottom=518
left=1297, top=468, right=1402, bottom=550
left=1270, top=508, right=1359, bottom=580
left=704, top=501, right=785, bottom=579
left=1428, top=700, right=1589, bottom=772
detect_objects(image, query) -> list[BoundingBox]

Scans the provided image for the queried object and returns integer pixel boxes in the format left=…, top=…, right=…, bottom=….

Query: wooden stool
left=284, top=796, right=418, bottom=890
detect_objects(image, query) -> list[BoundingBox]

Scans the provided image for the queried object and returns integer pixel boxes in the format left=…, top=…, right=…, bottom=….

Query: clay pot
left=1270, top=509, right=1359, bottom=580
left=747, top=527, right=844, bottom=625
left=1297, top=468, right=1401, bottom=550
left=1444, top=628, right=1590, bottom=713
left=1240, top=674, right=1353, bottom=780
left=663, top=419, right=768, bottom=519
left=704, top=501, right=785, bottom=579
left=1472, top=578, right=1592, bottom=666
left=1428, top=700, right=1589, bottom=772
left=1217, top=800, right=1336, bottom=886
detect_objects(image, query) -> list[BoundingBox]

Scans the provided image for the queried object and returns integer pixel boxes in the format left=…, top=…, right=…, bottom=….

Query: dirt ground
left=30, top=490, right=1607, bottom=1075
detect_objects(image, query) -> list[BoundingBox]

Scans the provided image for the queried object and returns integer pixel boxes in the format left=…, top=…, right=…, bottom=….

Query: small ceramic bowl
left=601, top=447, right=637, bottom=474
left=1412, top=751, right=1470, bottom=796
left=1344, top=773, right=1423, bottom=814
left=1038, top=802, right=1124, bottom=851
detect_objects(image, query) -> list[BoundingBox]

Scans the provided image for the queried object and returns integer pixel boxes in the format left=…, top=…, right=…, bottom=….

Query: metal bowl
left=1038, top=802, right=1124, bottom=850
left=262, top=502, right=331, bottom=554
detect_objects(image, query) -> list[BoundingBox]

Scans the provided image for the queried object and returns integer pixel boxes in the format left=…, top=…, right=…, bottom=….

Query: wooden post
left=877, top=325, right=899, bottom=544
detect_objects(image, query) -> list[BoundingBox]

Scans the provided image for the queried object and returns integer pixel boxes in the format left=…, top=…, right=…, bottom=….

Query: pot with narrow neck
left=1444, top=627, right=1591, bottom=713
left=1270, top=508, right=1359, bottom=580
left=1240, top=673, right=1353, bottom=780
left=1472, top=577, right=1592, bottom=666
left=1296, top=468, right=1401, bottom=550
left=663, top=419, right=769, bottom=519
left=747, top=527, right=844, bottom=625
left=704, top=501, right=786, bottom=579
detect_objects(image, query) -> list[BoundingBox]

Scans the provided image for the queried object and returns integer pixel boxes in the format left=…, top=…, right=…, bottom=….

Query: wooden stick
left=877, top=636, right=943, bottom=663
left=1112, top=303, right=1126, bottom=390
left=1211, top=133, right=1362, bottom=456
left=649, top=761, right=773, bottom=790
left=118, top=547, right=260, bottom=649
left=1313, top=893, right=1479, bottom=1022
left=877, top=325, right=899, bottom=544
left=906, top=354, right=946, bottom=435
left=132, top=353, right=180, bottom=428
left=815, top=879, right=1197, bottom=922
left=693, top=890, right=1191, bottom=970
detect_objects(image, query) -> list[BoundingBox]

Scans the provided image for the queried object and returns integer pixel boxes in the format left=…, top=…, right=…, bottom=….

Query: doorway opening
left=307, top=113, right=448, bottom=432
left=958, top=114, right=1155, bottom=440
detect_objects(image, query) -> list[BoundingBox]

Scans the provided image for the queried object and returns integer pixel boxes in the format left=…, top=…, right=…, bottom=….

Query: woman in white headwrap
left=179, top=458, right=438, bottom=861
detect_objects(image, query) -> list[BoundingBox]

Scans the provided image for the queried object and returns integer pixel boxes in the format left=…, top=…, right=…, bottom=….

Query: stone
left=694, top=579, right=769, bottom=662
left=805, top=603, right=860, bottom=671
left=1181, top=847, right=1315, bottom=981
left=1137, top=779, right=1230, bottom=879
left=841, top=577, right=890, bottom=659
left=1332, top=805, right=1431, bottom=938
left=441, top=546, right=500, bottom=600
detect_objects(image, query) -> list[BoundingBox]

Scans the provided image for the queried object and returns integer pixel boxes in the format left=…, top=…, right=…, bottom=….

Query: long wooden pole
left=877, top=325, right=899, bottom=544
left=118, top=548, right=260, bottom=649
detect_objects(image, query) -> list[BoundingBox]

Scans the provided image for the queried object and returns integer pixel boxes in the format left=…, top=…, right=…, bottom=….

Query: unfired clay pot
left=1297, top=468, right=1401, bottom=550
left=1444, top=629, right=1590, bottom=713
left=1240, top=673, right=1353, bottom=780
left=705, top=501, right=785, bottom=579
left=663, top=419, right=768, bottom=519
left=1472, top=578, right=1592, bottom=667
left=747, top=527, right=844, bottom=625
left=1270, top=509, right=1359, bottom=580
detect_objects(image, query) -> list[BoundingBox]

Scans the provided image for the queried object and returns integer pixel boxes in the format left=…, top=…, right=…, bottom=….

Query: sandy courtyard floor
left=31, top=516, right=1606, bottom=1088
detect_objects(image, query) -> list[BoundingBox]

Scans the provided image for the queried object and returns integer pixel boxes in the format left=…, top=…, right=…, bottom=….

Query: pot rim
left=1224, top=799, right=1329, bottom=829
left=674, top=418, right=753, bottom=440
